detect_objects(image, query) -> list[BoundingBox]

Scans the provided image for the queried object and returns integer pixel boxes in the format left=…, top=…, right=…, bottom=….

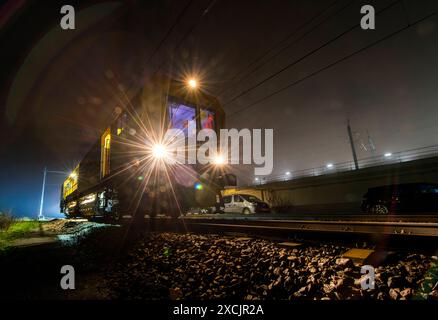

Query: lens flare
left=213, top=154, right=225, bottom=166
left=194, top=182, right=203, bottom=190
left=152, top=144, right=167, bottom=159
left=188, top=79, right=197, bottom=88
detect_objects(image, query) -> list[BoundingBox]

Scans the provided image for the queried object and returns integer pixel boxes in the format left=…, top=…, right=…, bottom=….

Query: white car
left=222, top=194, right=270, bottom=214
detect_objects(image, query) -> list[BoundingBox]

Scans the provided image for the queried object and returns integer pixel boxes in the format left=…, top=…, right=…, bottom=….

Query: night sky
left=1, top=0, right=438, bottom=217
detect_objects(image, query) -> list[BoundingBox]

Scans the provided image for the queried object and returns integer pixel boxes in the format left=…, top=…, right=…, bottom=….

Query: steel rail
left=183, top=213, right=438, bottom=224
left=180, top=217, right=438, bottom=237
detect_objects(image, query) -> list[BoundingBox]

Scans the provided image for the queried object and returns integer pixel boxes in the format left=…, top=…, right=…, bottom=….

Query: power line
left=217, top=0, right=348, bottom=96
left=227, top=7, right=438, bottom=118
left=217, top=0, right=339, bottom=95
left=143, top=0, right=195, bottom=69
left=224, top=0, right=400, bottom=107
left=112, top=0, right=194, bottom=105
left=151, top=0, right=218, bottom=78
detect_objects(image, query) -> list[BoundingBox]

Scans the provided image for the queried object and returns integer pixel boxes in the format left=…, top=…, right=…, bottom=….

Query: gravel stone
left=104, top=233, right=434, bottom=300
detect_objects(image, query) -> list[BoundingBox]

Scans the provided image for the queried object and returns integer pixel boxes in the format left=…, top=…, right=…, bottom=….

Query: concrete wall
left=229, top=157, right=438, bottom=213
left=222, top=188, right=267, bottom=202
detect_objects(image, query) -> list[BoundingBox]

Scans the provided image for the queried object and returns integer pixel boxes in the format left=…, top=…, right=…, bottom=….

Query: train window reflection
left=168, top=100, right=196, bottom=136
left=200, top=109, right=215, bottom=130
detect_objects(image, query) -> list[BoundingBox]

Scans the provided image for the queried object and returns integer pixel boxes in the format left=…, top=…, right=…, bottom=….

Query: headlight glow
left=213, top=154, right=225, bottom=166
left=152, top=144, right=167, bottom=159
left=188, top=78, right=197, bottom=88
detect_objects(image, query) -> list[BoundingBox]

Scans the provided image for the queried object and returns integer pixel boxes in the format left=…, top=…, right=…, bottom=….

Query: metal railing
left=253, top=144, right=438, bottom=185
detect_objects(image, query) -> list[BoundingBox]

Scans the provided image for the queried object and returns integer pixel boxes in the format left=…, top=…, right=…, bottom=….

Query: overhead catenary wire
left=223, top=0, right=401, bottom=107
left=151, top=0, right=219, bottom=78
left=142, top=0, right=195, bottom=69
left=108, top=0, right=194, bottom=126
left=216, top=0, right=342, bottom=97
left=227, top=7, right=438, bottom=118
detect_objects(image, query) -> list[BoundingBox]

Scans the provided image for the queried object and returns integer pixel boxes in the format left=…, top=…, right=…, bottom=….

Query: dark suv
left=361, top=183, right=438, bottom=214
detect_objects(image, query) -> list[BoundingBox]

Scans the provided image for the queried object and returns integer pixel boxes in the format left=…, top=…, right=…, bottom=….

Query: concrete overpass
left=223, top=156, right=438, bottom=213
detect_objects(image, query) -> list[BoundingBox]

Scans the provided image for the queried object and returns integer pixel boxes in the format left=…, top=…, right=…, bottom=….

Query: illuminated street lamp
left=326, top=163, right=334, bottom=169
left=384, top=152, right=392, bottom=158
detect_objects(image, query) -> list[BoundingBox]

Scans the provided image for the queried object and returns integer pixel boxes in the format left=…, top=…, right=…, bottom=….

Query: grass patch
left=0, top=221, right=41, bottom=250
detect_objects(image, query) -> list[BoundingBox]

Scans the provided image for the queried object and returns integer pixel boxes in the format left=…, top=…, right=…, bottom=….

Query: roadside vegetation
left=0, top=212, right=40, bottom=250
left=0, top=211, right=15, bottom=230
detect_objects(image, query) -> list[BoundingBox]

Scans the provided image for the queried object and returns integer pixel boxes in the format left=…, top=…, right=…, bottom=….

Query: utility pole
left=367, top=130, right=376, bottom=157
left=38, top=167, right=47, bottom=221
left=347, top=120, right=359, bottom=170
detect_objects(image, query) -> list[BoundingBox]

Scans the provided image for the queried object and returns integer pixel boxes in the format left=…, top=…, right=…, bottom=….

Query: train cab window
left=63, top=165, right=79, bottom=199
left=200, top=108, right=215, bottom=130
left=168, top=100, right=196, bottom=136
left=116, top=113, right=127, bottom=135
left=223, top=196, right=232, bottom=204
left=101, top=128, right=111, bottom=178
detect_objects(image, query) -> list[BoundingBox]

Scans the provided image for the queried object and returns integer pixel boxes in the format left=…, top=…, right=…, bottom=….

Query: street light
left=38, top=168, right=72, bottom=220
left=326, top=163, right=334, bottom=169
left=384, top=152, right=392, bottom=158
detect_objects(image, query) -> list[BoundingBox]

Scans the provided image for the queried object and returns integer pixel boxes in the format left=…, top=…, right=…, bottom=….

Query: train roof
left=150, top=75, right=224, bottom=112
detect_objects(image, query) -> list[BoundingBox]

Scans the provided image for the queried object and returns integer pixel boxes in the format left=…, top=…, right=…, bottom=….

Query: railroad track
left=183, top=212, right=438, bottom=223
left=179, top=217, right=438, bottom=237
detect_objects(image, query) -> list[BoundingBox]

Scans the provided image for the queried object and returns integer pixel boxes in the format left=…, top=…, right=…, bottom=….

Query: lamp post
left=38, top=167, right=47, bottom=221
left=38, top=168, right=70, bottom=221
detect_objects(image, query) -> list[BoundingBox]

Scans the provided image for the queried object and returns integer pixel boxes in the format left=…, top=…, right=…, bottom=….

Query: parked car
left=222, top=194, right=270, bottom=214
left=361, top=183, right=438, bottom=214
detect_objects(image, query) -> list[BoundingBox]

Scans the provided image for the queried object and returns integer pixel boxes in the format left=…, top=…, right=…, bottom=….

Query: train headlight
left=152, top=144, right=167, bottom=159
left=213, top=154, right=225, bottom=166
